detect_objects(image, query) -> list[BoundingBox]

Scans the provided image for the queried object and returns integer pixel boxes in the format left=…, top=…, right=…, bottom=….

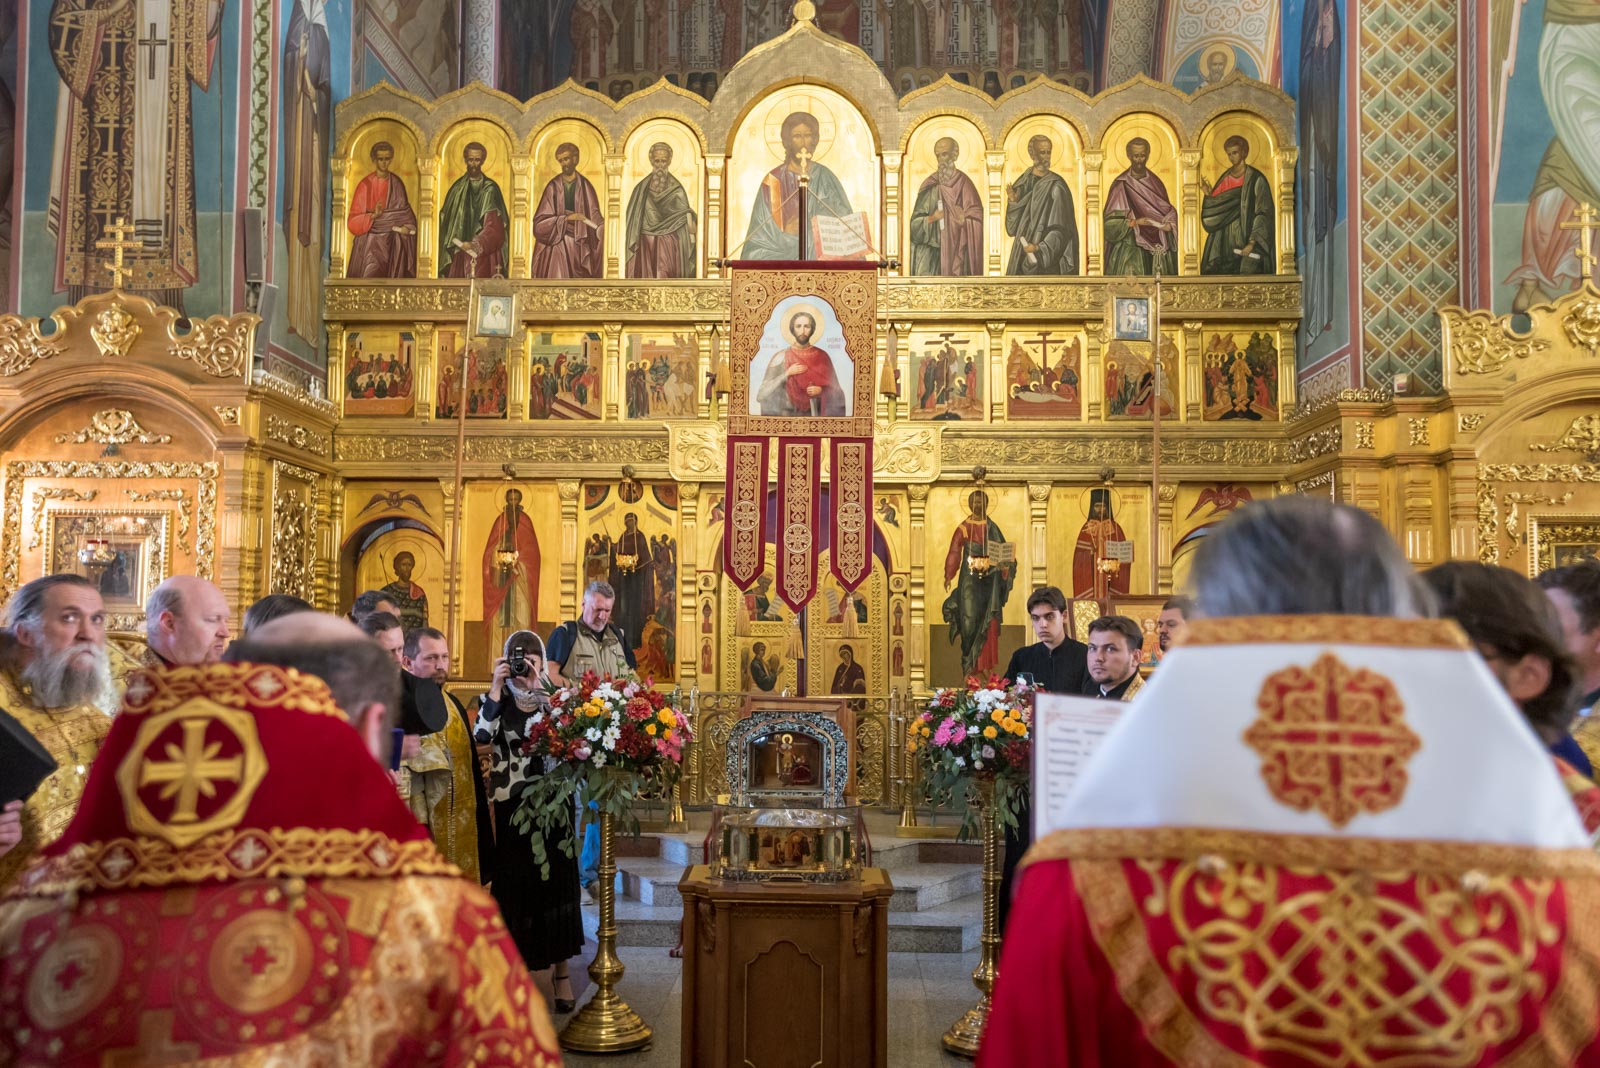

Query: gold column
left=438, top=477, right=463, bottom=671
left=604, top=154, right=624, bottom=278
left=508, top=326, right=529, bottom=420
left=559, top=480, right=581, bottom=623
left=1083, top=322, right=1105, bottom=421
left=1178, top=149, right=1200, bottom=276
left=987, top=321, right=1006, bottom=423
left=329, top=157, right=350, bottom=277
left=705, top=155, right=725, bottom=275
left=412, top=322, right=435, bottom=421
left=695, top=323, right=714, bottom=421
left=1156, top=483, right=1176, bottom=594
left=603, top=322, right=624, bottom=421
left=882, top=150, right=903, bottom=274
left=893, top=321, right=913, bottom=423
left=1027, top=482, right=1050, bottom=594
left=1276, top=147, right=1300, bottom=275
left=1180, top=320, right=1203, bottom=422
left=678, top=482, right=700, bottom=684
left=907, top=483, right=929, bottom=694
left=325, top=476, right=346, bottom=612
left=1082, top=150, right=1104, bottom=276
left=327, top=321, right=348, bottom=413
left=510, top=155, right=532, bottom=277
left=985, top=150, right=1006, bottom=276
left=417, top=157, right=438, bottom=278
left=875, top=319, right=892, bottom=424
left=1276, top=320, right=1299, bottom=410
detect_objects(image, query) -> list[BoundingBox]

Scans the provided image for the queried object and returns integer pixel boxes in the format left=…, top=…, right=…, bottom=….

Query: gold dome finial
left=793, top=0, right=816, bottom=22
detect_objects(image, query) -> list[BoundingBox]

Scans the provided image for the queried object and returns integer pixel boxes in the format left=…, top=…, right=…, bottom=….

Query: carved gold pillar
left=1180, top=320, right=1203, bottom=422
left=1083, top=150, right=1104, bottom=276
left=1084, top=321, right=1105, bottom=421
left=1027, top=482, right=1050, bottom=594
left=1400, top=464, right=1438, bottom=566
left=1276, top=320, right=1299, bottom=411
left=327, top=476, right=346, bottom=612
left=559, top=480, right=581, bottom=622
left=1156, top=483, right=1176, bottom=594
left=437, top=478, right=463, bottom=671
left=678, top=482, right=700, bottom=684
left=327, top=322, right=348, bottom=408
left=510, top=155, right=532, bottom=278
left=330, top=157, right=350, bottom=277
left=605, top=154, right=625, bottom=278
left=882, top=150, right=903, bottom=275
left=216, top=450, right=262, bottom=617
left=1178, top=149, right=1200, bottom=276
left=508, top=326, right=528, bottom=419
left=695, top=323, right=714, bottom=420
left=1276, top=147, right=1299, bottom=275
left=907, top=483, right=929, bottom=694
left=603, top=322, right=624, bottom=420
left=417, top=158, right=438, bottom=278
left=987, top=322, right=1006, bottom=422
left=985, top=150, right=1006, bottom=276
left=412, top=322, right=435, bottom=421
left=705, top=155, right=726, bottom=275
left=893, top=320, right=912, bottom=423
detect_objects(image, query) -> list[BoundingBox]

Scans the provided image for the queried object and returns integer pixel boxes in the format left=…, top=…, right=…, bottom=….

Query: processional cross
left=1561, top=202, right=1600, bottom=283
left=95, top=217, right=144, bottom=290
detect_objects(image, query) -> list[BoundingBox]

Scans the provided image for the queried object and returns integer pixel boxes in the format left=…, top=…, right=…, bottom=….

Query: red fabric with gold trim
left=776, top=437, right=822, bottom=613
left=1558, top=756, right=1600, bottom=835
left=723, top=434, right=770, bottom=591
left=978, top=857, right=1600, bottom=1067
left=829, top=436, right=873, bottom=592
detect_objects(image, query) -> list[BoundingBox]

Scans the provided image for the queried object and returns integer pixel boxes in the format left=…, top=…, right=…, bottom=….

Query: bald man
left=144, top=575, right=232, bottom=667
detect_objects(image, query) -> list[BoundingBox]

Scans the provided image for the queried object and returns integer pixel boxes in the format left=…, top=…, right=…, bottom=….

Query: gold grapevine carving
left=29, top=489, right=98, bottom=549
left=1530, top=414, right=1600, bottom=462
left=1444, top=308, right=1549, bottom=375
left=1477, top=482, right=1499, bottom=565
left=1354, top=422, right=1374, bottom=450
left=126, top=489, right=193, bottom=554
left=264, top=413, right=331, bottom=458
left=54, top=410, right=172, bottom=452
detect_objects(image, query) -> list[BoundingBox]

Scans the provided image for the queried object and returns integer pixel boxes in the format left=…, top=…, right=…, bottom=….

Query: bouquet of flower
left=907, top=673, right=1032, bottom=834
left=511, top=672, right=692, bottom=876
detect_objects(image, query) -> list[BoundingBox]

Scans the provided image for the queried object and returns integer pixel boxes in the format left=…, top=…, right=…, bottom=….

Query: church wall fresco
left=461, top=478, right=562, bottom=673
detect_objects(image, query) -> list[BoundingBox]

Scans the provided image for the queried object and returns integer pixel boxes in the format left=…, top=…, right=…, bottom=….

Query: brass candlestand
left=941, top=777, right=999, bottom=1057
left=559, top=811, right=652, bottom=1052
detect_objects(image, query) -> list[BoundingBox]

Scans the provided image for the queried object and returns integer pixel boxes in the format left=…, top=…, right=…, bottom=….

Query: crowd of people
left=8, top=496, right=1600, bottom=1064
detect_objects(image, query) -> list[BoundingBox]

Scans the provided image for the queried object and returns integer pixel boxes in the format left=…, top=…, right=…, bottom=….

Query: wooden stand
left=679, top=865, right=892, bottom=1068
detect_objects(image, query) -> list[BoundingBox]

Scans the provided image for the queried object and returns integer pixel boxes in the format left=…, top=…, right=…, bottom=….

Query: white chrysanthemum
left=529, top=711, right=545, bottom=725
left=602, top=726, right=621, bottom=751
left=585, top=727, right=602, bottom=743
left=953, top=756, right=966, bottom=769
left=982, top=745, right=995, bottom=759
left=593, top=753, right=608, bottom=768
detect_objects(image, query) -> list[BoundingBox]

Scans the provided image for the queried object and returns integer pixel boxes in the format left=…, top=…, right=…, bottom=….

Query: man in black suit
left=998, top=586, right=1089, bottom=936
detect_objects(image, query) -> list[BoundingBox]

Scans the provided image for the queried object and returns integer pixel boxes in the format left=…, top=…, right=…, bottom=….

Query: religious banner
left=776, top=438, right=822, bottom=613
left=723, top=435, right=770, bottom=590
left=830, top=437, right=873, bottom=591
left=721, top=263, right=879, bottom=615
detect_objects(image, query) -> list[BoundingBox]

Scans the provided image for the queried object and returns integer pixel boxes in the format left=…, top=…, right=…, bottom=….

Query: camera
left=509, top=645, right=530, bottom=678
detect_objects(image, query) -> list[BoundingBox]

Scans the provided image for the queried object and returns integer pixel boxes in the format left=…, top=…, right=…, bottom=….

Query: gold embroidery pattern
left=1245, top=653, right=1420, bottom=827
left=11, top=829, right=460, bottom=897
left=1180, top=615, right=1471, bottom=650
left=121, top=663, right=350, bottom=724
left=1076, top=859, right=1600, bottom=1068
left=115, top=699, right=268, bottom=848
left=1021, top=827, right=1600, bottom=881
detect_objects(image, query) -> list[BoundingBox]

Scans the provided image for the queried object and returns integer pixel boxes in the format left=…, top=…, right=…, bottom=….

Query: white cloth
left=1061, top=616, right=1589, bottom=850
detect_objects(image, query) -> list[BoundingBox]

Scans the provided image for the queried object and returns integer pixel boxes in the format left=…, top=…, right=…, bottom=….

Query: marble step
left=586, top=889, right=984, bottom=954
left=624, top=828, right=980, bottom=872
left=609, top=851, right=979, bottom=914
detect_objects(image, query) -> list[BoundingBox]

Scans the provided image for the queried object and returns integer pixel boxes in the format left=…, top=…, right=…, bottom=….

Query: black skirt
left=488, top=795, right=585, bottom=971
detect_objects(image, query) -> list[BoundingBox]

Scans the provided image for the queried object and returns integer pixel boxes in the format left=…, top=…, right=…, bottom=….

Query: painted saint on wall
left=1104, top=139, right=1178, bottom=276
left=347, top=141, right=418, bottom=278
left=1200, top=136, right=1274, bottom=275
left=909, top=137, right=984, bottom=277
left=625, top=142, right=697, bottom=278
left=742, top=111, right=856, bottom=261
left=1004, top=135, right=1079, bottom=276
left=438, top=141, right=509, bottom=277
left=533, top=142, right=604, bottom=278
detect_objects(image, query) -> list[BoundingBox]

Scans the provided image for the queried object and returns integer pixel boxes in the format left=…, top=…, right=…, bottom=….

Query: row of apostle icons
left=340, top=323, right=1287, bottom=422
left=340, top=108, right=1285, bottom=281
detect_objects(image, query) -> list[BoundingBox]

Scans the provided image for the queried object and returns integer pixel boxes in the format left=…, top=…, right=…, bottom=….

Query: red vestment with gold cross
left=0, top=663, right=562, bottom=1067
left=981, top=616, right=1600, bottom=1067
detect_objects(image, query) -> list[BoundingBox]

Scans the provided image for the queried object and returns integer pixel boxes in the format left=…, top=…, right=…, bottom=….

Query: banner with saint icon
left=723, top=265, right=877, bottom=612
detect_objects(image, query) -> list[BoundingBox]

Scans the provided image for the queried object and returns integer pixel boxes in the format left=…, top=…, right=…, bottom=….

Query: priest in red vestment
left=754, top=309, right=848, bottom=417
left=347, top=140, right=419, bottom=278
left=0, top=615, right=561, bottom=1066
left=981, top=497, right=1600, bottom=1067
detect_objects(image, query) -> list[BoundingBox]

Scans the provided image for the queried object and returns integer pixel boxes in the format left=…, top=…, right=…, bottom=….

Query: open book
left=809, top=212, right=874, bottom=260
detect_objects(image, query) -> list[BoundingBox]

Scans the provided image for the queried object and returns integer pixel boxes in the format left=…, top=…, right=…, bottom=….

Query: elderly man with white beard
left=0, top=574, right=120, bottom=887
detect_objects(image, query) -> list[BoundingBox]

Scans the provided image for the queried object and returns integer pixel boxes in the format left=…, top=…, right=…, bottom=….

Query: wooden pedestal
left=679, top=865, right=892, bottom=1068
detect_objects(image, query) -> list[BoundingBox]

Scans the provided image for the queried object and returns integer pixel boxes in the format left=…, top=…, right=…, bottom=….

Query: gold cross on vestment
left=1561, top=202, right=1600, bottom=280
left=138, top=718, right=245, bottom=823
left=95, top=217, right=143, bottom=290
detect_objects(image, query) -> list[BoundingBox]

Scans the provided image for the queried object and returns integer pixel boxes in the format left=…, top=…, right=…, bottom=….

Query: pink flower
left=574, top=744, right=592, bottom=761
left=933, top=716, right=957, bottom=747
left=951, top=724, right=968, bottom=745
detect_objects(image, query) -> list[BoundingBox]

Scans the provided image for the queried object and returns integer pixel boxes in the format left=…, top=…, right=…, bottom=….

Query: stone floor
left=548, top=943, right=987, bottom=1067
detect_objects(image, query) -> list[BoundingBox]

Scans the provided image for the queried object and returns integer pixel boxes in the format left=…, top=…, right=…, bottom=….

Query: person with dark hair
left=0, top=574, right=120, bottom=887
left=1, top=613, right=559, bottom=1064
left=830, top=643, right=867, bottom=694
left=1538, top=559, right=1600, bottom=717
left=346, top=139, right=419, bottom=278
left=241, top=592, right=313, bottom=637
left=742, top=110, right=857, bottom=260
left=980, top=498, right=1600, bottom=1067
left=437, top=141, right=508, bottom=278
left=1156, top=594, right=1193, bottom=658
left=348, top=588, right=400, bottom=625
left=1082, top=615, right=1144, bottom=700
left=401, top=625, right=484, bottom=881
left=475, top=630, right=584, bottom=1013
left=357, top=609, right=405, bottom=663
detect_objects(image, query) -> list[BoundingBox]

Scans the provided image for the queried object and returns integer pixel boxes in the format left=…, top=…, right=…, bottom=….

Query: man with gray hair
left=0, top=574, right=119, bottom=887
left=980, top=497, right=1600, bottom=1066
left=144, top=574, right=232, bottom=667
left=545, top=579, right=636, bottom=687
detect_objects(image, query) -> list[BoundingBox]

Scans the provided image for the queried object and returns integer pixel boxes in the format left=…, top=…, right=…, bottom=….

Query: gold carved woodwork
left=1408, top=418, right=1429, bottom=448
left=1530, top=415, right=1600, bottom=463
left=1354, top=422, right=1374, bottom=450
left=668, top=423, right=726, bottom=481
left=270, top=461, right=321, bottom=602
left=89, top=305, right=141, bottom=358
left=29, top=488, right=98, bottom=548
left=1288, top=427, right=1341, bottom=464
left=1477, top=482, right=1498, bottom=566
left=54, top=410, right=173, bottom=452
left=1530, top=515, right=1600, bottom=575
left=251, top=371, right=339, bottom=418
left=1285, top=388, right=1391, bottom=423
left=214, top=406, right=242, bottom=425
left=1480, top=464, right=1600, bottom=483
left=126, top=489, right=194, bottom=554
left=1459, top=413, right=1486, bottom=433
left=1504, top=491, right=1573, bottom=551
left=1441, top=307, right=1548, bottom=376
left=0, top=317, right=64, bottom=376
left=0, top=292, right=257, bottom=380
left=1564, top=293, right=1600, bottom=357
left=336, top=431, right=672, bottom=465
left=264, top=413, right=332, bottom=458
left=2, top=461, right=219, bottom=594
